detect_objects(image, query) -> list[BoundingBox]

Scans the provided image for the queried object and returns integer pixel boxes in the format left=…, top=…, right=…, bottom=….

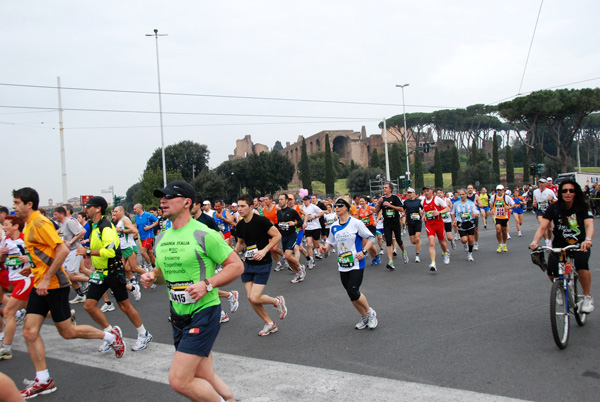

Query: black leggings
left=547, top=250, right=591, bottom=277
left=340, top=269, right=364, bottom=302
left=383, top=220, right=403, bottom=247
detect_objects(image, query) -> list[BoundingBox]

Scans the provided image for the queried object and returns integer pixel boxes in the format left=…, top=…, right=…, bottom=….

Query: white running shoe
left=443, top=253, right=450, bottom=265
left=258, top=322, right=278, bottom=336
left=299, top=265, right=306, bottom=281
left=220, top=310, right=229, bottom=323
left=100, top=303, right=115, bottom=313
left=132, top=331, right=153, bottom=351
left=464, top=243, right=468, bottom=252
left=274, top=262, right=282, bottom=272
left=131, top=285, right=141, bottom=302
left=403, top=252, right=409, bottom=264
left=307, top=259, right=315, bottom=270
left=355, top=316, right=368, bottom=330
left=473, top=243, right=479, bottom=251
left=467, top=252, right=474, bottom=262
left=415, top=256, right=420, bottom=263
left=379, top=249, right=384, bottom=256
left=581, top=295, right=594, bottom=313
left=451, top=239, right=456, bottom=250
left=275, top=295, right=287, bottom=320
left=507, top=233, right=511, bottom=240
left=228, top=290, right=239, bottom=313
left=518, top=231, right=522, bottom=237
left=429, top=263, right=437, bottom=272
left=366, top=309, right=378, bottom=329
left=70, top=294, right=86, bottom=304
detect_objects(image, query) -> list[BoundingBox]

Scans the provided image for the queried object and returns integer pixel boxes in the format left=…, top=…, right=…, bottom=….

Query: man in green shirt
left=141, top=181, right=243, bottom=402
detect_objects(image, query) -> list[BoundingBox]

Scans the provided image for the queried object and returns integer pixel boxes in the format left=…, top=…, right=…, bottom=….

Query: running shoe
left=275, top=296, right=287, bottom=320
left=307, top=259, right=315, bottom=270
left=100, top=303, right=115, bottom=313
left=385, top=261, right=395, bottom=270
left=443, top=253, right=450, bottom=265
left=314, top=252, right=323, bottom=260
left=518, top=231, right=522, bottom=237
left=429, top=263, right=437, bottom=272
left=507, top=233, right=512, bottom=240
left=228, top=290, right=239, bottom=313
left=483, top=223, right=487, bottom=229
left=111, top=326, right=125, bottom=358
left=451, top=239, right=456, bottom=250
left=0, top=346, right=12, bottom=360
left=132, top=331, right=153, bottom=351
left=393, top=249, right=398, bottom=257
left=131, top=284, right=141, bottom=302
left=502, top=245, right=508, bottom=252
left=415, top=256, right=420, bottom=263
left=20, top=378, right=56, bottom=399
left=69, top=294, right=86, bottom=304
left=80, top=281, right=89, bottom=294
left=367, top=309, right=378, bottom=329
left=464, top=243, right=468, bottom=252
left=496, top=245, right=503, bottom=253
left=379, top=249, right=384, bottom=255
left=355, top=316, right=368, bottom=330
left=15, top=308, right=26, bottom=324
left=220, top=310, right=229, bottom=323
left=467, top=253, right=474, bottom=262
left=99, top=339, right=112, bottom=353
left=70, top=309, right=76, bottom=326
left=403, top=252, right=409, bottom=264
left=473, top=243, right=479, bottom=251
left=299, top=265, right=306, bottom=281
left=274, top=262, right=282, bottom=272
left=284, top=259, right=290, bottom=269
left=370, top=256, right=381, bottom=266
left=581, top=295, right=594, bottom=313
left=258, top=322, right=278, bottom=336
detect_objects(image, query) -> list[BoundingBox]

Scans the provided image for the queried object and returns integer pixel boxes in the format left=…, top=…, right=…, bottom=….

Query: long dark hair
left=557, top=179, right=588, bottom=228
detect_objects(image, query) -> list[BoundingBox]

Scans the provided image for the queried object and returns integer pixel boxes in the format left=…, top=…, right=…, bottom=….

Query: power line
left=518, top=0, right=544, bottom=95
left=0, top=82, right=457, bottom=109
left=488, top=76, right=600, bottom=105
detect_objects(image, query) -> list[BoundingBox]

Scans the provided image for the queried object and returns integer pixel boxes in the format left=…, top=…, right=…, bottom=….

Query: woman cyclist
left=530, top=179, right=594, bottom=313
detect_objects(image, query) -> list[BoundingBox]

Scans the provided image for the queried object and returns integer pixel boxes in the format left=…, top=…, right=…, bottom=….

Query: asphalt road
left=3, top=212, right=599, bottom=401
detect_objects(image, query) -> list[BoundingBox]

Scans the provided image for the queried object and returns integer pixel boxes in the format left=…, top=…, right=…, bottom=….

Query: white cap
left=202, top=200, right=211, bottom=205
left=538, top=178, right=547, bottom=183
left=547, top=177, right=553, bottom=181
left=496, top=184, right=505, bottom=190
left=231, top=203, right=237, bottom=207
left=407, top=187, right=415, bottom=193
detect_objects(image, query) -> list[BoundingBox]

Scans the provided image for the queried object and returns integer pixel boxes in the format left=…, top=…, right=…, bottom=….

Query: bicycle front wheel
left=550, top=280, right=569, bottom=349
left=573, top=275, right=588, bottom=326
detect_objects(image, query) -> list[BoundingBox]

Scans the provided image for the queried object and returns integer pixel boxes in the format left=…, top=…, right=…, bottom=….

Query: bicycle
left=531, top=244, right=588, bottom=349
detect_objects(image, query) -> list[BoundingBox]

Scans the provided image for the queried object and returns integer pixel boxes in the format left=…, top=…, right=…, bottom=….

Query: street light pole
left=146, top=29, right=168, bottom=187
left=396, top=84, right=410, bottom=182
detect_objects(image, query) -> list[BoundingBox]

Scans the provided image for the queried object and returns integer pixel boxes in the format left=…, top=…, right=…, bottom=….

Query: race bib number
left=245, top=244, right=258, bottom=259
left=5, top=254, right=23, bottom=269
left=326, top=220, right=335, bottom=226
left=361, top=217, right=370, bottom=225
left=89, top=270, right=105, bottom=285
left=279, top=222, right=290, bottom=230
left=441, top=212, right=448, bottom=219
left=168, top=281, right=195, bottom=304
left=410, top=213, right=420, bottom=221
left=338, top=251, right=355, bottom=268
left=218, top=224, right=225, bottom=232
left=539, top=201, right=548, bottom=211
left=460, top=212, right=471, bottom=221
left=425, top=211, right=436, bottom=220
left=385, top=209, right=396, bottom=218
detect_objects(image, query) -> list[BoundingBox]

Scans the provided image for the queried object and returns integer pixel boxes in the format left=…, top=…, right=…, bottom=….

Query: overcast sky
left=2, top=1, right=599, bottom=208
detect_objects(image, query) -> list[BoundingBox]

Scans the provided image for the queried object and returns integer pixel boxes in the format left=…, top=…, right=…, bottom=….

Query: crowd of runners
left=0, top=175, right=595, bottom=400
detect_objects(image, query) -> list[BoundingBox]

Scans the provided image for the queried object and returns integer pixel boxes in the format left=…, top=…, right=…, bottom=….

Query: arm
left=253, top=226, right=282, bottom=261
left=121, top=217, right=139, bottom=235
left=222, top=210, right=235, bottom=226
left=234, top=237, right=246, bottom=254
left=530, top=217, right=551, bottom=249
left=582, top=218, right=594, bottom=252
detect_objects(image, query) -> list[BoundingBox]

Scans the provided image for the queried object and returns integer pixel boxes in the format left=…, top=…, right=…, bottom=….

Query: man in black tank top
left=402, top=188, right=424, bottom=263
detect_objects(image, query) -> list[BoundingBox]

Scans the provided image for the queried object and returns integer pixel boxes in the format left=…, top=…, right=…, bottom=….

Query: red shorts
left=11, top=277, right=34, bottom=301
left=141, top=238, right=154, bottom=250
left=0, top=268, right=9, bottom=291
left=425, top=220, right=446, bottom=241
left=223, top=231, right=231, bottom=240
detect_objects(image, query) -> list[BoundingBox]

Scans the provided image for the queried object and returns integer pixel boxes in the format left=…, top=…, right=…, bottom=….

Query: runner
left=450, top=189, right=479, bottom=261
left=13, top=188, right=124, bottom=399
left=77, top=196, right=153, bottom=353
left=530, top=178, right=594, bottom=313
left=490, top=185, right=516, bottom=252
left=141, top=180, right=243, bottom=402
left=357, top=196, right=380, bottom=266
left=375, top=182, right=409, bottom=270
left=133, top=203, right=158, bottom=270
left=318, top=198, right=378, bottom=330
left=421, top=186, right=451, bottom=272
left=403, top=188, right=424, bottom=263
left=466, top=184, right=483, bottom=250
left=234, top=194, right=287, bottom=336
left=113, top=206, right=145, bottom=301
left=262, top=195, right=285, bottom=271
left=512, top=189, right=525, bottom=237
left=301, top=196, right=324, bottom=269
left=213, top=200, right=234, bottom=247
left=532, top=178, right=558, bottom=247
left=322, top=203, right=338, bottom=257
left=437, top=189, right=456, bottom=251
left=276, top=194, right=306, bottom=283
left=479, top=187, right=490, bottom=228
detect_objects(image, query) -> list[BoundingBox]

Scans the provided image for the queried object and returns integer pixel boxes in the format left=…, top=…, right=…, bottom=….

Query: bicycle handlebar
left=531, top=244, right=582, bottom=254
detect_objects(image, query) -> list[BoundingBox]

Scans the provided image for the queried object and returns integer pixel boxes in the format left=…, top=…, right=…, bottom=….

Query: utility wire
left=518, top=0, right=544, bottom=95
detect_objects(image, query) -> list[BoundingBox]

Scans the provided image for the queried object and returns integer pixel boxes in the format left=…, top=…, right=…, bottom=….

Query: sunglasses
left=164, top=193, right=184, bottom=199
left=335, top=203, right=347, bottom=208
left=561, top=188, right=576, bottom=194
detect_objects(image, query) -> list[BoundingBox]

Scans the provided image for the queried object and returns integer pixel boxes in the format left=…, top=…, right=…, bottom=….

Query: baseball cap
left=496, top=184, right=505, bottom=190
left=85, top=196, right=108, bottom=210
left=538, top=178, right=547, bottom=183
left=231, top=203, right=237, bottom=207
left=547, top=177, right=553, bottom=181
left=154, top=180, right=196, bottom=201
left=422, top=185, right=432, bottom=190
left=407, top=187, right=415, bottom=193
left=202, top=200, right=211, bottom=205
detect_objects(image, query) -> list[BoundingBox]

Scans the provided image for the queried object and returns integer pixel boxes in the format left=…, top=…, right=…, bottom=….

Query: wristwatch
left=204, top=279, right=213, bottom=292
left=86, top=249, right=91, bottom=257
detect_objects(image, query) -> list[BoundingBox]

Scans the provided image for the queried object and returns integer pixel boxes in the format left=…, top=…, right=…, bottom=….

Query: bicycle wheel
left=573, top=275, right=588, bottom=326
left=550, top=280, right=569, bottom=349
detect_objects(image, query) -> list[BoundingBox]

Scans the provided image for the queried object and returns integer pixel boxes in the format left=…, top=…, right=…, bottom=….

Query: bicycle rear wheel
left=573, top=275, right=588, bottom=326
left=550, top=280, right=569, bottom=349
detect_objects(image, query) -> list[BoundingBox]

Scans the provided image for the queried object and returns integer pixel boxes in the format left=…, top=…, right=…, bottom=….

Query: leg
left=2, top=297, right=27, bottom=347
left=244, top=282, right=276, bottom=324
left=117, top=299, right=143, bottom=328
left=83, top=298, right=111, bottom=329
left=169, top=352, right=234, bottom=402
left=22, top=314, right=48, bottom=372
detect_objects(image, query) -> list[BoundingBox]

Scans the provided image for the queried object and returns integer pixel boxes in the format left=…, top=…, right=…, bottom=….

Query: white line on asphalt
left=12, top=325, right=530, bottom=402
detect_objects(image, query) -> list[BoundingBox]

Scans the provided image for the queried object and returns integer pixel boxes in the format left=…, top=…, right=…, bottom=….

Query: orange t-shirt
left=357, top=206, right=374, bottom=226
left=23, top=210, right=70, bottom=289
left=263, top=205, right=278, bottom=225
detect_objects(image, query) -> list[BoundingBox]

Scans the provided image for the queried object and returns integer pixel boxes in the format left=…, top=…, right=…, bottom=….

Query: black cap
left=302, top=195, right=310, bottom=201
left=154, top=180, right=196, bottom=201
left=85, top=196, right=108, bottom=211
left=422, top=185, right=432, bottom=190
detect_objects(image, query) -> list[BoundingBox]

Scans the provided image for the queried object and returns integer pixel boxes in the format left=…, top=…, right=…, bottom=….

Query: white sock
left=36, top=369, right=50, bottom=383
left=3, top=344, right=12, bottom=351
left=136, top=325, right=147, bottom=336
left=103, top=325, right=113, bottom=332
left=103, top=332, right=116, bottom=344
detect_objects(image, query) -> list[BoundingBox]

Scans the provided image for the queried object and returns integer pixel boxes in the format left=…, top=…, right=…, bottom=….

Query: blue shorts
left=172, top=304, right=221, bottom=357
left=513, top=208, right=523, bottom=214
left=536, top=210, right=545, bottom=217
left=241, top=261, right=271, bottom=285
left=482, top=206, right=490, bottom=212
left=296, top=230, right=304, bottom=246
left=281, top=232, right=297, bottom=252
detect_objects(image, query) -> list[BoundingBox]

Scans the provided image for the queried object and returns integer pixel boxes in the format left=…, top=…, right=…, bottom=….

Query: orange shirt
left=357, top=206, right=374, bottom=226
left=23, top=210, right=70, bottom=289
left=263, top=204, right=278, bottom=225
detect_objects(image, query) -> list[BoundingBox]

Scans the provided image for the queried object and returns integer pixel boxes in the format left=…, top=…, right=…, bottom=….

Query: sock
left=3, top=344, right=12, bottom=351
left=136, top=325, right=147, bottom=336
left=469, top=244, right=473, bottom=252
left=416, top=253, right=419, bottom=256
left=103, top=325, right=114, bottom=333
left=103, top=331, right=116, bottom=344
left=76, top=288, right=84, bottom=296
left=36, top=369, right=50, bottom=384
left=443, top=252, right=447, bottom=256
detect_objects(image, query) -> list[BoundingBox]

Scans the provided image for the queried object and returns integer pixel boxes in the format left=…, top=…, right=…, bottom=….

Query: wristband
left=585, top=238, right=592, bottom=242
left=151, top=271, right=157, bottom=280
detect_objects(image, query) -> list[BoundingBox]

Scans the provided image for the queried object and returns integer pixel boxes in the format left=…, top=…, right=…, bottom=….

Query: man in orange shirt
left=13, top=187, right=125, bottom=399
left=262, top=195, right=285, bottom=271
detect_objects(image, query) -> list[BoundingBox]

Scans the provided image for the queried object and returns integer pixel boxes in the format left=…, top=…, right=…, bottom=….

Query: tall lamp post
left=396, top=84, right=410, bottom=182
left=146, top=29, right=168, bottom=187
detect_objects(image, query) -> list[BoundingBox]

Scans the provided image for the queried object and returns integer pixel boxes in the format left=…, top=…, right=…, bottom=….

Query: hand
left=318, top=246, right=327, bottom=255
left=252, top=249, right=266, bottom=261
left=378, top=197, right=384, bottom=205
left=36, top=277, right=51, bottom=296
left=18, top=255, right=29, bottom=263
left=64, top=240, right=71, bottom=248
left=144, top=225, right=150, bottom=231
left=356, top=251, right=365, bottom=260
left=19, top=267, right=32, bottom=277
left=383, top=201, right=391, bottom=207
left=76, top=245, right=87, bottom=256
left=0, top=246, right=7, bottom=255
left=529, top=242, right=539, bottom=251
left=581, top=240, right=592, bottom=252
left=185, top=281, right=208, bottom=302
left=140, top=272, right=156, bottom=289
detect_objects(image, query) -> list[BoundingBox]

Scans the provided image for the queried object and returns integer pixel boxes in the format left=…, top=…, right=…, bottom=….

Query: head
left=202, top=200, right=211, bottom=212
left=311, top=195, right=318, bottom=205
left=406, top=188, right=416, bottom=200
left=436, top=188, right=445, bottom=198
left=12, top=187, right=39, bottom=219
left=214, top=200, right=224, bottom=212
left=263, top=194, right=273, bottom=206
left=481, top=187, right=487, bottom=194
left=557, top=179, right=584, bottom=208
left=538, top=178, right=547, bottom=189
left=458, top=188, right=468, bottom=201
left=453, top=190, right=459, bottom=199
left=53, top=206, right=67, bottom=223
left=287, top=194, right=295, bottom=208
left=3, top=215, right=24, bottom=237
left=0, top=206, right=9, bottom=223
left=230, top=203, right=238, bottom=212
left=513, top=189, right=520, bottom=197
left=495, top=185, right=505, bottom=198
left=383, top=182, right=393, bottom=196
left=467, top=184, right=475, bottom=195
left=149, top=206, right=158, bottom=216
left=422, top=186, right=433, bottom=199
left=133, top=203, right=143, bottom=215
left=113, top=206, right=125, bottom=220
left=359, top=196, right=367, bottom=207
left=278, top=194, right=288, bottom=209
left=253, top=198, right=260, bottom=208
left=153, top=180, right=196, bottom=221
left=302, top=196, right=311, bottom=207
left=237, top=194, right=254, bottom=219
left=326, top=203, right=333, bottom=213
left=334, top=198, right=351, bottom=217
left=84, top=196, right=108, bottom=220
left=77, top=211, right=88, bottom=225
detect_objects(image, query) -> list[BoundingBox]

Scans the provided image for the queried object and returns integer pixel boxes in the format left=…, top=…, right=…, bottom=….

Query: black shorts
left=86, top=273, right=129, bottom=303
left=27, top=286, right=71, bottom=323
left=495, top=218, right=509, bottom=228
left=173, top=304, right=221, bottom=357
left=281, top=232, right=297, bottom=252
left=366, top=225, right=376, bottom=236
left=383, top=220, right=403, bottom=247
left=547, top=250, right=591, bottom=277
left=305, top=229, right=321, bottom=241
left=444, top=222, right=452, bottom=233
left=458, top=227, right=475, bottom=237
left=407, top=220, right=422, bottom=236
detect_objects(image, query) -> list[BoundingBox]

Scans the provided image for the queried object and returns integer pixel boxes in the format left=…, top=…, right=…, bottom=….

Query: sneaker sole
left=258, top=327, right=278, bottom=336
left=24, top=386, right=57, bottom=399
left=132, top=334, right=153, bottom=351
